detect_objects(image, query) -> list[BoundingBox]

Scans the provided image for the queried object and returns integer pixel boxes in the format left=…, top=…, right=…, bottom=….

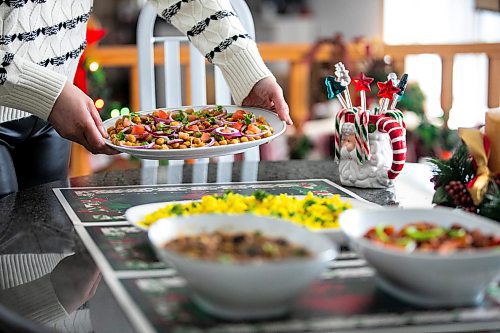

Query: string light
left=120, top=107, right=130, bottom=115
left=110, top=109, right=120, bottom=118
left=95, top=98, right=105, bottom=109
left=89, top=61, right=100, bottom=72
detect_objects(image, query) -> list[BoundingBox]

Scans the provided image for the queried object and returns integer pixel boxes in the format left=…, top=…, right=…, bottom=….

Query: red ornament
left=352, top=72, right=374, bottom=92
left=377, top=80, right=401, bottom=99
left=74, top=27, right=107, bottom=94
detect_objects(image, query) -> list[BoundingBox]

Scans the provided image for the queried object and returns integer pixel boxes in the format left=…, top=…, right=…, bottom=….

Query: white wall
left=308, top=0, right=383, bottom=41
left=254, top=0, right=383, bottom=43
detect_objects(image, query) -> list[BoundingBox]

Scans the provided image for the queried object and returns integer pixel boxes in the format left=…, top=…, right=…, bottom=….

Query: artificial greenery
left=429, top=144, right=500, bottom=222
left=289, top=135, right=315, bottom=159
left=86, top=59, right=130, bottom=121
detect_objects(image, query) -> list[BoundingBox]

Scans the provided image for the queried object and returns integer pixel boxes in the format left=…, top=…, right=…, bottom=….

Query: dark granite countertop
left=0, top=160, right=441, bottom=333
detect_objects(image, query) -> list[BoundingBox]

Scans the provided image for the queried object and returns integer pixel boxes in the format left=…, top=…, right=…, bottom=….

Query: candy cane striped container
left=336, top=110, right=406, bottom=188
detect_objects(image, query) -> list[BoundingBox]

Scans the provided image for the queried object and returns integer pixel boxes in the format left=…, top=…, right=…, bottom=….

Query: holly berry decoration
left=444, top=180, right=477, bottom=213
left=430, top=144, right=500, bottom=222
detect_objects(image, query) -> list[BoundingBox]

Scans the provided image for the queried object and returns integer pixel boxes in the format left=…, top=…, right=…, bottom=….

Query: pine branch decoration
left=430, top=143, right=500, bottom=222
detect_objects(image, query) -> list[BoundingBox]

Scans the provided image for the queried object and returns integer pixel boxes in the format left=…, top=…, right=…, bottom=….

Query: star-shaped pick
left=377, top=80, right=401, bottom=99
left=352, top=73, right=374, bottom=92
left=325, top=76, right=346, bottom=100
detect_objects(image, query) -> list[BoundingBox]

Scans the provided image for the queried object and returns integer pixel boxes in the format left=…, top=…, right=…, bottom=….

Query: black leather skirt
left=0, top=116, right=70, bottom=198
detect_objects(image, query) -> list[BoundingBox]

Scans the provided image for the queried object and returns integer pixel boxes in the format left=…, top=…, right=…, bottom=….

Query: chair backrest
left=137, top=0, right=259, bottom=185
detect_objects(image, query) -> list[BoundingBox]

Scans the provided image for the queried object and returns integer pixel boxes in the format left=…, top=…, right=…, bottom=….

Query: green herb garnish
left=170, top=204, right=184, bottom=215
left=253, top=190, right=270, bottom=201
left=244, top=113, right=253, bottom=125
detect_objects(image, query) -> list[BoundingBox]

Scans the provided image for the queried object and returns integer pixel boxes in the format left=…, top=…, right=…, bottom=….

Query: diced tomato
left=247, top=124, right=261, bottom=133
left=200, top=133, right=211, bottom=142
left=131, top=125, right=146, bottom=136
left=188, top=114, right=197, bottom=122
left=186, top=124, right=199, bottom=131
left=157, top=110, right=168, bottom=119
left=232, top=122, right=243, bottom=131
left=232, top=110, right=246, bottom=120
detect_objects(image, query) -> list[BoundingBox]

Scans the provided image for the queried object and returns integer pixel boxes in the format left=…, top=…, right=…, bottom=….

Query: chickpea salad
left=107, top=106, right=274, bottom=149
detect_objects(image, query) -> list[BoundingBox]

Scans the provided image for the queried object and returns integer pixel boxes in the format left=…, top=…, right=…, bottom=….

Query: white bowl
left=339, top=207, right=500, bottom=307
left=148, top=214, right=336, bottom=320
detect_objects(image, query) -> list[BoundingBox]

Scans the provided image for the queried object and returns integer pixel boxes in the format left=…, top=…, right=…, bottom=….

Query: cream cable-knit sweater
left=0, top=0, right=272, bottom=124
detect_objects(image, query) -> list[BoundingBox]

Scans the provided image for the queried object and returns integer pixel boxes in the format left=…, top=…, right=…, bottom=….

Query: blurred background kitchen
left=72, top=0, right=500, bottom=176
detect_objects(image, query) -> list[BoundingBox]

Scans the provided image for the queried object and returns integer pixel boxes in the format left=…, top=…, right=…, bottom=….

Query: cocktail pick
left=377, top=79, right=400, bottom=114
left=353, top=72, right=374, bottom=113
left=325, top=75, right=347, bottom=109
left=334, top=62, right=353, bottom=109
left=390, top=73, right=409, bottom=110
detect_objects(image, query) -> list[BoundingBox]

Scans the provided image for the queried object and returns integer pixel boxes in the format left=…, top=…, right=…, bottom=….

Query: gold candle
left=485, top=109, right=500, bottom=174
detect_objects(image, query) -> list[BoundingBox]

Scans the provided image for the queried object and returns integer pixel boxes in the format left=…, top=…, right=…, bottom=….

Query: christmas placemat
left=54, top=180, right=500, bottom=333
left=53, top=179, right=360, bottom=224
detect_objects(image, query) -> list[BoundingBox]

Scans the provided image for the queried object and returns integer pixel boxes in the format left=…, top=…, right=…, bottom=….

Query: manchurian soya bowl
left=148, top=213, right=336, bottom=320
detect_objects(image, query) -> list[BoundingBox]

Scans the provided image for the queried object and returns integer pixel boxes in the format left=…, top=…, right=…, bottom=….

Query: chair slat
left=141, top=161, right=159, bottom=185
left=167, top=160, right=184, bottom=184
left=189, top=45, right=207, bottom=105
left=164, top=40, right=182, bottom=107
left=192, top=158, right=209, bottom=183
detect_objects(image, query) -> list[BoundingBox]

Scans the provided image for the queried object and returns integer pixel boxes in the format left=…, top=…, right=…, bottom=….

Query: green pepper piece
left=375, top=224, right=390, bottom=242
left=448, top=228, right=466, bottom=238
left=395, top=237, right=417, bottom=252
left=405, top=226, right=445, bottom=241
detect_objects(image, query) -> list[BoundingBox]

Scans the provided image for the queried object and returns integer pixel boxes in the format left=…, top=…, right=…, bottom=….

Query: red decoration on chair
left=73, top=27, right=106, bottom=94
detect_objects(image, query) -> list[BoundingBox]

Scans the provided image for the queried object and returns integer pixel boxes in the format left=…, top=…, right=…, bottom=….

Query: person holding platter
left=0, top=0, right=292, bottom=198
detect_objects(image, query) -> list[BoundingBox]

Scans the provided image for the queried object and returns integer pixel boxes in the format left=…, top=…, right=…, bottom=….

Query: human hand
left=50, top=253, right=101, bottom=314
left=242, top=77, right=293, bottom=125
left=48, top=82, right=118, bottom=155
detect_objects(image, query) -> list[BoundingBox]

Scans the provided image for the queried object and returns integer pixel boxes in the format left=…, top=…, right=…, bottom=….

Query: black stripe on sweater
left=38, top=40, right=86, bottom=67
left=0, top=0, right=46, bottom=8
left=0, top=8, right=92, bottom=45
left=0, top=52, right=14, bottom=84
left=187, top=10, right=237, bottom=39
left=0, top=40, right=85, bottom=86
left=161, top=0, right=196, bottom=23
left=205, top=34, right=249, bottom=63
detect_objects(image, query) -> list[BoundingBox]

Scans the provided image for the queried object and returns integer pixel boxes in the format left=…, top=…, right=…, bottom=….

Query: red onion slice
left=187, top=120, right=200, bottom=126
left=221, top=119, right=237, bottom=126
left=167, top=138, right=184, bottom=145
left=199, top=127, right=214, bottom=133
left=152, top=116, right=171, bottom=124
left=205, top=137, right=215, bottom=147
left=214, top=126, right=241, bottom=137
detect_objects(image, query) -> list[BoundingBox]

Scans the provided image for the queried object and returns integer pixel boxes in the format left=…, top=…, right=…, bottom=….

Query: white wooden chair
left=137, top=0, right=259, bottom=184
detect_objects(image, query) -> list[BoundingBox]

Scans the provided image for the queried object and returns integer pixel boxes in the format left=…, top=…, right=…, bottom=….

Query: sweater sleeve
left=0, top=274, right=68, bottom=325
left=0, top=51, right=67, bottom=120
left=148, top=0, right=273, bottom=105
